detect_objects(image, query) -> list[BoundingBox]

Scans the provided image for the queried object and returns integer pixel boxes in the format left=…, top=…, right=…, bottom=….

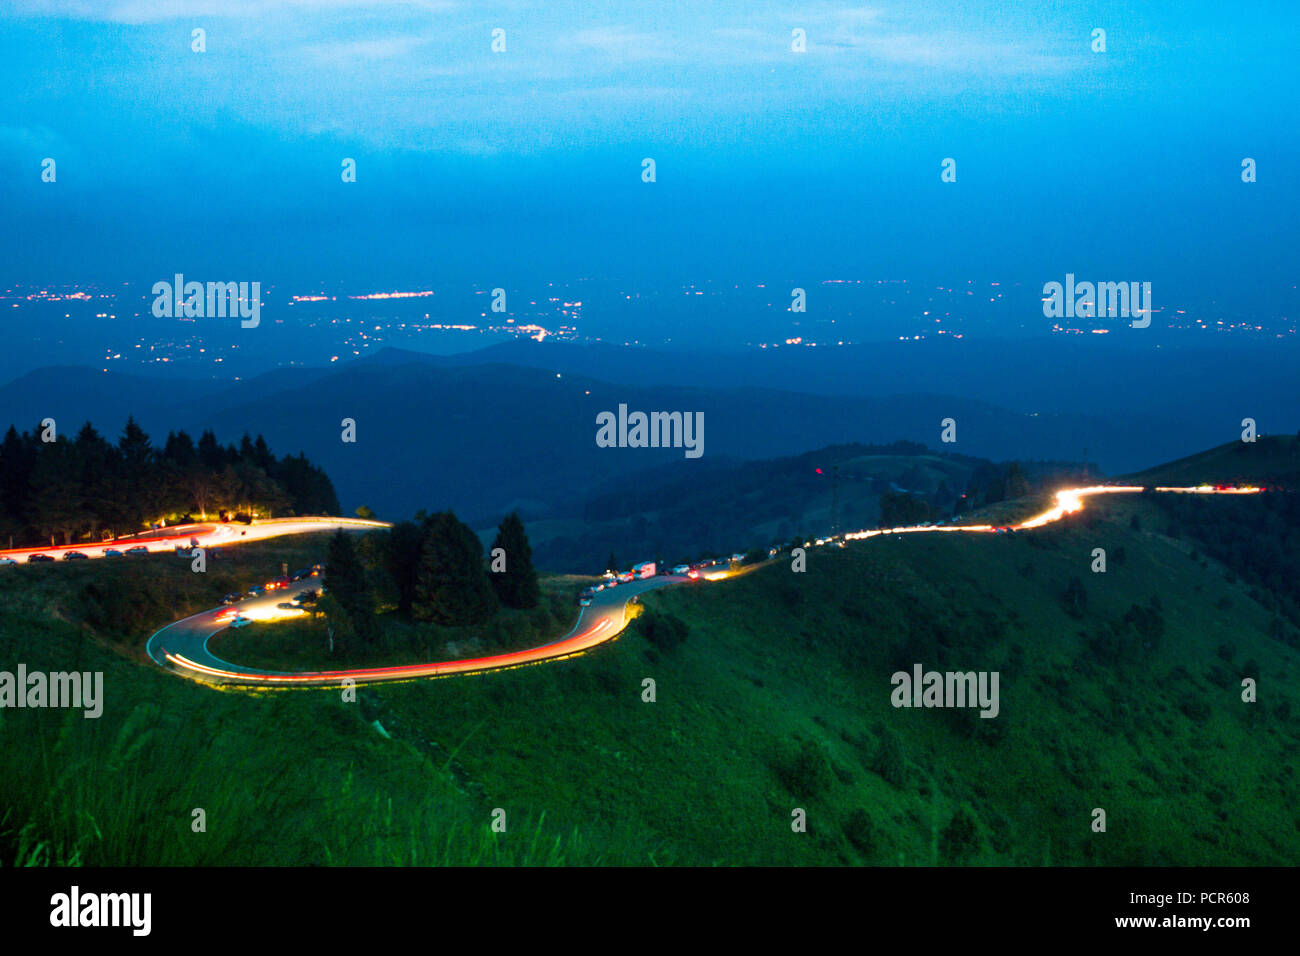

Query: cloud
left=301, top=35, right=431, bottom=62
left=1, top=0, right=1087, bottom=159
left=829, top=30, right=1072, bottom=73
left=562, top=26, right=678, bottom=62
left=9, top=0, right=455, bottom=24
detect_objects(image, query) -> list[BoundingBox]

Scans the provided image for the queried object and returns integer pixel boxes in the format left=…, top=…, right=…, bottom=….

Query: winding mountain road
left=136, top=484, right=1261, bottom=689
left=147, top=572, right=682, bottom=687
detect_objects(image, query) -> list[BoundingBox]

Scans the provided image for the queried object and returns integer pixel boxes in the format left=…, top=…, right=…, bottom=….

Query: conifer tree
left=324, top=530, right=376, bottom=646
left=489, top=511, right=540, bottom=609
left=414, top=511, right=498, bottom=625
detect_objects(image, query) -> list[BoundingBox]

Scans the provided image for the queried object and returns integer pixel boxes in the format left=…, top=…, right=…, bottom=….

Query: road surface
left=147, top=572, right=684, bottom=687
left=1, top=516, right=389, bottom=563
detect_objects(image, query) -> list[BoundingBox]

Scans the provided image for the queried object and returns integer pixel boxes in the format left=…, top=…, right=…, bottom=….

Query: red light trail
left=135, top=485, right=1264, bottom=689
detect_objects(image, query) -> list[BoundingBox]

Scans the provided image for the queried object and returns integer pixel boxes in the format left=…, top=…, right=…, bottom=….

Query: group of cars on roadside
left=0, top=544, right=152, bottom=564
left=575, top=546, right=796, bottom=607
left=576, top=556, right=742, bottom=607
left=217, top=566, right=325, bottom=628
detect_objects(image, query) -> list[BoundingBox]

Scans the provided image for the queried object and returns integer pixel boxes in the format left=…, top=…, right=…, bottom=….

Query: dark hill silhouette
left=4, top=351, right=1288, bottom=522
left=190, top=359, right=1113, bottom=520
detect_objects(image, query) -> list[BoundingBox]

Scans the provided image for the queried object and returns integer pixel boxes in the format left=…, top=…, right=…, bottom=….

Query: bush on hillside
left=632, top=609, right=688, bottom=652
left=941, top=807, right=981, bottom=862
left=844, top=808, right=877, bottom=855
left=774, top=738, right=834, bottom=799
left=1061, top=576, right=1088, bottom=619
left=873, top=726, right=908, bottom=788
left=1123, top=597, right=1166, bottom=651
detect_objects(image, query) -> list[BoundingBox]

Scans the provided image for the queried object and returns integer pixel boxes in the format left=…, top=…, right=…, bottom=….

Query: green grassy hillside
left=373, top=493, right=1299, bottom=865
left=0, top=601, right=610, bottom=865
left=2, top=490, right=1297, bottom=865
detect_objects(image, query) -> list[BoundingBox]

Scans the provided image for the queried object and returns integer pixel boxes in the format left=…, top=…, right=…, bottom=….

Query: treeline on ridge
left=0, top=417, right=339, bottom=547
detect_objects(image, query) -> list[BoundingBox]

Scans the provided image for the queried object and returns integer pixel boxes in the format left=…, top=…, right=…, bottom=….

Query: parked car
left=27, top=553, right=55, bottom=563
left=277, top=602, right=301, bottom=610
left=221, top=592, right=242, bottom=605
left=247, top=585, right=266, bottom=597
left=61, top=551, right=88, bottom=560
left=0, top=557, right=16, bottom=566
left=671, top=565, right=690, bottom=575
left=125, top=545, right=149, bottom=556
left=578, top=596, right=592, bottom=607
left=229, top=615, right=253, bottom=628
left=102, top=548, right=123, bottom=558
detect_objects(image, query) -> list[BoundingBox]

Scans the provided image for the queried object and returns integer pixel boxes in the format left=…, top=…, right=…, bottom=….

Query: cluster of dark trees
left=0, top=417, right=339, bottom=547
left=1087, top=597, right=1168, bottom=665
left=954, top=461, right=1031, bottom=512
left=878, top=490, right=938, bottom=528
left=320, top=511, right=540, bottom=655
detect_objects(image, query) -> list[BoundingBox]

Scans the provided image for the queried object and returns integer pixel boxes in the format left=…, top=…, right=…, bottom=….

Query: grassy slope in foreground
left=0, top=536, right=612, bottom=865
left=373, top=492, right=1299, bottom=865
left=3, top=484, right=1298, bottom=865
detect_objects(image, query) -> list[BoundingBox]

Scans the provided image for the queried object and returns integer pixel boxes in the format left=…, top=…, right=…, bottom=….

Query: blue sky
left=1, top=1, right=1296, bottom=305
